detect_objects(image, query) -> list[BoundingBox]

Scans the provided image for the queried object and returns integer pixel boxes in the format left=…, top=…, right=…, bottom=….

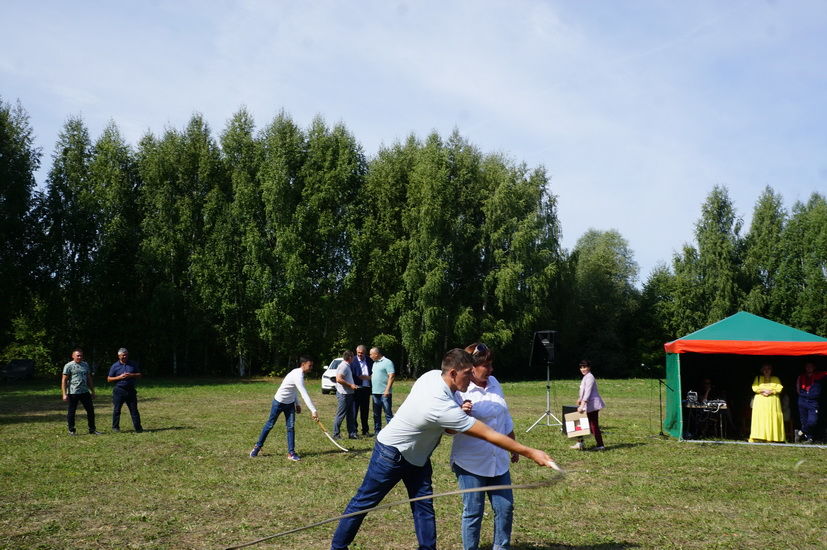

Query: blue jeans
left=334, top=393, right=357, bottom=437
left=372, top=394, right=393, bottom=433
left=452, top=463, right=514, bottom=550
left=256, top=400, right=296, bottom=453
left=331, top=441, right=436, bottom=550
left=798, top=397, right=819, bottom=438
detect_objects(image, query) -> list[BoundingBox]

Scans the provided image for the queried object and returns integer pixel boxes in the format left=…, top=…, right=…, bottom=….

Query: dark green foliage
left=695, top=185, right=743, bottom=324
left=640, top=185, right=827, bottom=370
left=87, top=122, right=142, bottom=359
left=568, top=229, right=640, bottom=376
left=37, top=117, right=98, bottom=364
left=0, top=98, right=41, bottom=353
left=136, top=115, right=226, bottom=374
left=772, top=193, right=827, bottom=336
left=3, top=100, right=825, bottom=379
left=742, top=186, right=785, bottom=317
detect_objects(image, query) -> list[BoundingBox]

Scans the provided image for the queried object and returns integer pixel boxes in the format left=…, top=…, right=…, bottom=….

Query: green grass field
left=1, top=376, right=824, bottom=549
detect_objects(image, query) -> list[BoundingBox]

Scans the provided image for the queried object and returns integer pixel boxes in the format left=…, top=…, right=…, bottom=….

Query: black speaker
left=534, top=330, right=557, bottom=363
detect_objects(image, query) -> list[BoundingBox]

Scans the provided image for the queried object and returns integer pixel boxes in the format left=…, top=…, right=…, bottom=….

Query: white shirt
left=357, top=359, right=371, bottom=388
left=450, top=376, right=514, bottom=477
left=377, top=370, right=476, bottom=466
left=335, top=361, right=355, bottom=394
left=274, top=368, right=317, bottom=414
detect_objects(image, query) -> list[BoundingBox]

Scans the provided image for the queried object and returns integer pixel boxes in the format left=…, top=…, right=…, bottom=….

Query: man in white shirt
left=330, top=349, right=556, bottom=550
left=333, top=350, right=359, bottom=439
left=249, top=355, right=318, bottom=461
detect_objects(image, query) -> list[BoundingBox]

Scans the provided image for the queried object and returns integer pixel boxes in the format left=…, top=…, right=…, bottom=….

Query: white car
left=321, top=357, right=343, bottom=394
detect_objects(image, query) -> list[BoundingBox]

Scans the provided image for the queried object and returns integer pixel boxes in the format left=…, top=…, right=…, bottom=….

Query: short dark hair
left=441, top=348, right=473, bottom=374
left=72, top=348, right=84, bottom=355
left=342, top=350, right=354, bottom=361
left=579, top=359, right=591, bottom=367
left=298, top=355, right=313, bottom=366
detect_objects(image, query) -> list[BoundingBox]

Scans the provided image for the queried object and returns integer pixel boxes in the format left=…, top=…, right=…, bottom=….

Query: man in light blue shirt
left=370, top=347, right=395, bottom=433
left=331, top=349, right=556, bottom=550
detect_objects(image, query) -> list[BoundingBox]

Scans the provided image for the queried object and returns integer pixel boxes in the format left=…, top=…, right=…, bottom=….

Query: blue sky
left=2, top=1, right=825, bottom=282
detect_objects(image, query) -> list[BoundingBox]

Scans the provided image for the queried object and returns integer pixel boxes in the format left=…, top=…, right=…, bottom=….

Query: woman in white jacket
left=450, top=343, right=518, bottom=550
left=572, top=359, right=606, bottom=451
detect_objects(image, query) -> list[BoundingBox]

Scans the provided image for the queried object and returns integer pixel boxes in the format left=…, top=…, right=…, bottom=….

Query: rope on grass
left=225, top=474, right=566, bottom=549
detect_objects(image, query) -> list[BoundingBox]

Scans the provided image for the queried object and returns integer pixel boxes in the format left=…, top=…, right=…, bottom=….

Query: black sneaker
left=112, top=428, right=120, bottom=433
left=89, top=431, right=102, bottom=435
left=68, top=429, right=77, bottom=436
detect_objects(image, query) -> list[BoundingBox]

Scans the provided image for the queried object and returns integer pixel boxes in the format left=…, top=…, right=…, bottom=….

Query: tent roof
left=664, top=311, right=827, bottom=355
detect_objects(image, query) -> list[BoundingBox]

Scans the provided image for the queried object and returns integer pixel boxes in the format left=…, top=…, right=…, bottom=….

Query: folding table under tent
left=662, top=311, right=827, bottom=440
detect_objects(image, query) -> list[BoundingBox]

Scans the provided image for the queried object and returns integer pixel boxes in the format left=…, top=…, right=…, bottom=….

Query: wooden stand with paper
left=564, top=411, right=591, bottom=438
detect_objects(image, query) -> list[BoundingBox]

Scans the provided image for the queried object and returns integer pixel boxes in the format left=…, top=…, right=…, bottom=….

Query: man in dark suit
left=350, top=344, right=373, bottom=436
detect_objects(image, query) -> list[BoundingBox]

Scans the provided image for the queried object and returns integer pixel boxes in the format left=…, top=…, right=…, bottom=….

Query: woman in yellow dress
left=749, top=363, right=785, bottom=442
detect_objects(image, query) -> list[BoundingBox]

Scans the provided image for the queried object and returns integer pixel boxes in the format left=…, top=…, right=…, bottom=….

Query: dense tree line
left=2, top=97, right=825, bottom=379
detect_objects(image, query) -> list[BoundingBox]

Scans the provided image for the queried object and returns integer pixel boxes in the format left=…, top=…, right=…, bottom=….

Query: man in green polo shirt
left=61, top=348, right=100, bottom=435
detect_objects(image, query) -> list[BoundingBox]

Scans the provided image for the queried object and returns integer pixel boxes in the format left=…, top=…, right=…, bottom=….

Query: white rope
left=225, top=474, right=565, bottom=550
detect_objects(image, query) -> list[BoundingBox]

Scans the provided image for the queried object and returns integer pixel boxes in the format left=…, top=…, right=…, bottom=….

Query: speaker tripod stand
left=526, top=359, right=563, bottom=432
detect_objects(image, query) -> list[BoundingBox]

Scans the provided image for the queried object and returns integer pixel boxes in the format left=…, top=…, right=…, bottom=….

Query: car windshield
left=327, top=358, right=343, bottom=369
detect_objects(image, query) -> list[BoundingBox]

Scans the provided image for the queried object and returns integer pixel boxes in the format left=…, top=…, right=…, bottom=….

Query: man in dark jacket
left=350, top=344, right=373, bottom=436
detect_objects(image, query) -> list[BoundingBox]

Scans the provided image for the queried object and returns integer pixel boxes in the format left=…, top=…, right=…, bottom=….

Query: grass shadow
left=0, top=392, right=163, bottom=424
left=0, top=413, right=68, bottom=425
left=133, top=426, right=192, bottom=433
left=590, top=442, right=646, bottom=451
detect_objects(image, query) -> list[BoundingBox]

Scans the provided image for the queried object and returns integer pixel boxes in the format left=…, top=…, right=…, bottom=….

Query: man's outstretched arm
left=464, top=420, right=555, bottom=467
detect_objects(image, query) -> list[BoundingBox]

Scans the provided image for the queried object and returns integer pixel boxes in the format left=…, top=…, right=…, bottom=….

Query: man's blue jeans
left=798, top=397, right=819, bottom=439
left=331, top=440, right=436, bottom=550
left=372, top=394, right=393, bottom=433
left=256, top=400, right=296, bottom=453
left=452, top=463, right=514, bottom=550
left=334, top=393, right=356, bottom=437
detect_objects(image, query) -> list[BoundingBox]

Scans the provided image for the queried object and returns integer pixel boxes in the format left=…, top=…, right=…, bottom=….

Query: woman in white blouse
left=450, top=343, right=518, bottom=550
left=572, top=359, right=606, bottom=451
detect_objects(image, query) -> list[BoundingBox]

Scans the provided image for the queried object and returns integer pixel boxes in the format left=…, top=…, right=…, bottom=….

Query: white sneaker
left=570, top=441, right=584, bottom=450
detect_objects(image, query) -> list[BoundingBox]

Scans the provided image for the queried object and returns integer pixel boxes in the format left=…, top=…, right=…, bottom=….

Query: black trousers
left=112, top=388, right=142, bottom=431
left=67, top=392, right=96, bottom=432
left=353, top=387, right=372, bottom=434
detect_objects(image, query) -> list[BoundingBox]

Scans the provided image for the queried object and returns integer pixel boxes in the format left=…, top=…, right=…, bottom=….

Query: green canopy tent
left=662, top=312, right=827, bottom=439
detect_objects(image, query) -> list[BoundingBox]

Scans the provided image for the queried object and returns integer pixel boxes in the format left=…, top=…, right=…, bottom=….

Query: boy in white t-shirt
left=249, top=356, right=318, bottom=461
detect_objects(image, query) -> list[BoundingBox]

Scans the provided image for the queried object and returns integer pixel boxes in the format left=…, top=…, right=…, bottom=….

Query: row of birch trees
left=2, top=96, right=825, bottom=378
